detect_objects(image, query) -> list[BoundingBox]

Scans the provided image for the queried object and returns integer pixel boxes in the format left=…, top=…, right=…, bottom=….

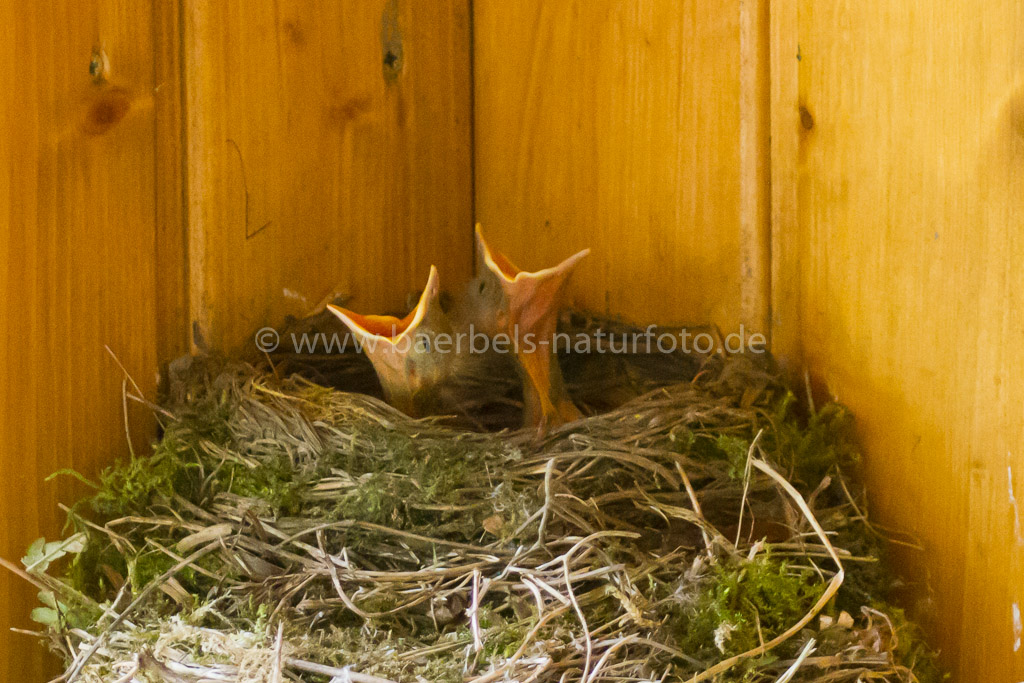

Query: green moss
left=714, top=434, right=753, bottom=479
left=67, top=532, right=128, bottom=598
left=87, top=373, right=258, bottom=517
left=130, top=550, right=181, bottom=592
left=217, top=455, right=306, bottom=516
left=677, top=555, right=824, bottom=660
left=886, top=605, right=949, bottom=683
left=90, top=434, right=203, bottom=517
left=681, top=391, right=861, bottom=493
left=767, top=397, right=861, bottom=487
left=481, top=619, right=529, bottom=660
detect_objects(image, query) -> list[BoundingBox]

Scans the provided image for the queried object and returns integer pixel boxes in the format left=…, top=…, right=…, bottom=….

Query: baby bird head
left=327, top=266, right=454, bottom=417
left=470, top=225, right=590, bottom=430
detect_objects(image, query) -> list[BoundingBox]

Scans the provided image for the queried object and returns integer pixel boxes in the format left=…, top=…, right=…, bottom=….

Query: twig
left=271, top=621, right=285, bottom=683
left=563, top=553, right=593, bottom=682
left=774, top=637, right=816, bottom=683
left=469, top=568, right=484, bottom=652
left=285, top=658, right=398, bottom=683
left=531, top=457, right=557, bottom=551
left=734, top=429, right=765, bottom=547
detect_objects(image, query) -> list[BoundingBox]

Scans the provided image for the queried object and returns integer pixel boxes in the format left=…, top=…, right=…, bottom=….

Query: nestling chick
left=470, top=225, right=589, bottom=431
left=327, top=266, right=454, bottom=417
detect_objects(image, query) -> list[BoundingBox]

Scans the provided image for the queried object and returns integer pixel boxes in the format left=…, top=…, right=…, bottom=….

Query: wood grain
left=738, top=0, right=771, bottom=336
left=768, top=0, right=800, bottom=364
left=154, top=0, right=190, bottom=364
left=185, top=0, right=473, bottom=353
left=772, top=1, right=1024, bottom=679
left=473, top=0, right=762, bottom=334
left=0, top=1, right=171, bottom=678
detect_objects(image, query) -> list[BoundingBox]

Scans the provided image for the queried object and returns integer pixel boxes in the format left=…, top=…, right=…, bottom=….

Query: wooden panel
left=155, top=0, right=190, bottom=363
left=0, top=1, right=179, bottom=678
left=185, top=0, right=473, bottom=353
left=773, top=1, right=1024, bottom=679
left=474, top=0, right=767, bottom=334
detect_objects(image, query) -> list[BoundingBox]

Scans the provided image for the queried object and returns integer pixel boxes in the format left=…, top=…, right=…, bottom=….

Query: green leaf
left=21, top=538, right=47, bottom=570
left=21, top=533, right=87, bottom=574
left=30, top=607, right=59, bottom=628
left=37, top=590, right=57, bottom=610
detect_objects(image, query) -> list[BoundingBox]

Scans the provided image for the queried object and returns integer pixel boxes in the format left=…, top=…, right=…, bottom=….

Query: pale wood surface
left=185, top=0, right=473, bottom=353
left=155, top=0, right=190, bottom=364
left=0, top=2, right=174, bottom=678
left=768, top=0, right=800, bottom=362
left=773, top=1, right=1024, bottom=679
left=738, top=0, right=771, bottom=336
left=473, top=0, right=765, bottom=334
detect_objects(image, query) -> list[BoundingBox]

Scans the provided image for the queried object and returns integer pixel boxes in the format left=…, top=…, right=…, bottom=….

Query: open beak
left=327, top=266, right=445, bottom=416
left=475, top=224, right=589, bottom=430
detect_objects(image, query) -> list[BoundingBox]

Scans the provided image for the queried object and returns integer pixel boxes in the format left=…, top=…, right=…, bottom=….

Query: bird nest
left=7, top=316, right=943, bottom=682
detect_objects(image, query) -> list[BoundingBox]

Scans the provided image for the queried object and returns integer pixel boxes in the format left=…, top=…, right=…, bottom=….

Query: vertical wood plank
left=474, top=0, right=755, bottom=333
left=775, top=2, right=1024, bottom=679
left=185, top=0, right=474, bottom=353
left=738, top=0, right=771, bottom=335
left=154, top=0, right=189, bottom=364
left=0, top=1, right=167, bottom=677
left=768, top=0, right=800, bottom=365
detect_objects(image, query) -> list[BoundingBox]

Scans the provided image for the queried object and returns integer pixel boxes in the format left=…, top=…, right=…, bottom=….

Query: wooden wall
left=473, top=0, right=770, bottom=335
left=771, top=1, right=1024, bottom=680
left=0, top=2, right=185, bottom=679
left=186, top=0, right=473, bottom=352
left=0, top=0, right=471, bottom=677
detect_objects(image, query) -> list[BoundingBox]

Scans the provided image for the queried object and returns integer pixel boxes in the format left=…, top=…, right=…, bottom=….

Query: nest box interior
left=1, top=1, right=1022, bottom=681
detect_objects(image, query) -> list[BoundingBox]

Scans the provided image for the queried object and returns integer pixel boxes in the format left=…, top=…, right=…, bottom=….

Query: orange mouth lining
left=489, top=249, right=521, bottom=280
left=331, top=308, right=418, bottom=339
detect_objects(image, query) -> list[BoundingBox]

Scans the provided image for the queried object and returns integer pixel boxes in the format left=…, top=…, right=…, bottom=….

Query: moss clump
left=678, top=555, right=824, bottom=659
left=771, top=398, right=861, bottom=486
left=712, top=434, right=753, bottom=479
left=690, top=395, right=860, bottom=489
left=89, top=433, right=203, bottom=518
left=67, top=533, right=127, bottom=597
left=216, top=455, right=307, bottom=515
left=886, top=605, right=947, bottom=683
